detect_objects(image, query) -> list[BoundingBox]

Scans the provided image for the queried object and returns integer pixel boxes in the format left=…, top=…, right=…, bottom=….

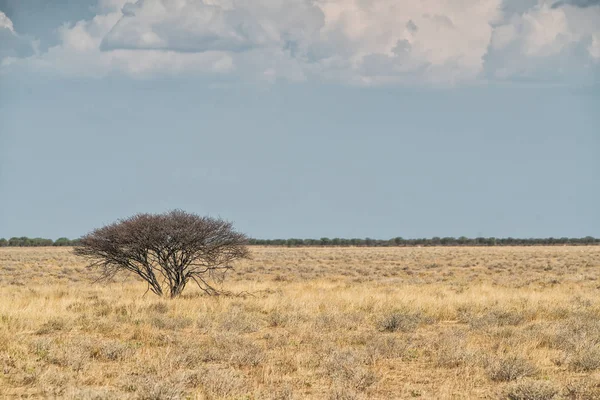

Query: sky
left=0, top=0, right=599, bottom=240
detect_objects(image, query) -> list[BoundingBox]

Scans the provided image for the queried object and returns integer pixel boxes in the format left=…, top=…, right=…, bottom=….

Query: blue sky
left=1, top=0, right=599, bottom=239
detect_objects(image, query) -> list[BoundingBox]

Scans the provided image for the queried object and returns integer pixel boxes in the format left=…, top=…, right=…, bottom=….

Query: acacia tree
left=73, top=210, right=249, bottom=298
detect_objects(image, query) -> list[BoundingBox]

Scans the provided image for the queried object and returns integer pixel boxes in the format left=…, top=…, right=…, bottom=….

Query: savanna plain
left=2, top=246, right=600, bottom=399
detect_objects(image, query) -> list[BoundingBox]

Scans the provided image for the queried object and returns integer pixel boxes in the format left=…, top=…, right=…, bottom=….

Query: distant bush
left=53, top=238, right=72, bottom=246
left=0, top=237, right=80, bottom=247
left=248, top=236, right=599, bottom=247
left=0, top=235, right=598, bottom=248
left=7, top=237, right=53, bottom=247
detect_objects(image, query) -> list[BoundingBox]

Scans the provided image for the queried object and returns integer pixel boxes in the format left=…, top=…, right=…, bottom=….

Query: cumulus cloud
left=92, top=0, right=504, bottom=84
left=551, top=0, right=600, bottom=8
left=0, top=11, right=36, bottom=63
left=2, top=0, right=599, bottom=85
left=1, top=6, right=236, bottom=78
left=101, top=0, right=325, bottom=54
left=485, top=3, right=600, bottom=82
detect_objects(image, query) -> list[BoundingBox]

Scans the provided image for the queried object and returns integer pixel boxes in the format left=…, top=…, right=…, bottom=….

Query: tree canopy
left=73, top=210, right=249, bottom=298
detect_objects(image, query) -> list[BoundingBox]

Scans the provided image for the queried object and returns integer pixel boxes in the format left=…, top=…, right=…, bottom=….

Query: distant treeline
left=0, top=237, right=81, bottom=247
left=0, top=236, right=599, bottom=248
left=248, top=236, right=600, bottom=247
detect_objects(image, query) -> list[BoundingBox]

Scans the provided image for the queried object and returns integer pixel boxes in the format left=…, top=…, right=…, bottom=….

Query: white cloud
left=2, top=0, right=599, bottom=85
left=0, top=10, right=15, bottom=32
left=485, top=2, right=600, bottom=82
left=101, top=0, right=325, bottom=54
left=591, top=33, right=600, bottom=60
left=3, top=8, right=235, bottom=78
left=94, top=0, right=505, bottom=84
left=0, top=11, right=36, bottom=64
left=310, top=0, right=505, bottom=85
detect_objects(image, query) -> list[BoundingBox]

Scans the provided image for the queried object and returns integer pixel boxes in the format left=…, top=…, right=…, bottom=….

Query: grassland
left=1, top=246, right=600, bottom=399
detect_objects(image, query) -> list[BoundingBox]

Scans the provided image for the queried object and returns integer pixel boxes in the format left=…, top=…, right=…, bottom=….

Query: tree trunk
left=169, top=281, right=186, bottom=298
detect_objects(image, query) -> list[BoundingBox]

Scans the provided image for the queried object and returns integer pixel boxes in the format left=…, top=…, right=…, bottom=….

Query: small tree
left=73, top=210, right=249, bottom=298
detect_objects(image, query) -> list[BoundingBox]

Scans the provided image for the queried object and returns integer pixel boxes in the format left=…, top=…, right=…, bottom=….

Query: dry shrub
left=167, top=346, right=206, bottom=369
left=0, top=329, right=10, bottom=352
left=328, top=385, right=361, bottom=400
left=541, top=317, right=600, bottom=352
left=365, top=335, right=411, bottom=362
left=323, top=348, right=364, bottom=378
left=315, top=311, right=364, bottom=332
left=114, top=304, right=137, bottom=319
left=67, top=297, right=113, bottom=317
left=91, top=299, right=113, bottom=317
left=146, top=302, right=169, bottom=314
left=377, top=309, right=428, bottom=333
left=568, top=345, right=600, bottom=372
left=71, top=387, right=120, bottom=400
left=46, top=339, right=91, bottom=372
left=315, top=312, right=338, bottom=331
left=228, top=341, right=265, bottom=367
left=266, top=309, right=290, bottom=328
left=198, top=366, right=248, bottom=399
left=351, top=368, right=377, bottom=392
left=218, top=305, right=262, bottom=333
left=467, top=308, right=530, bottom=330
left=486, top=355, right=538, bottom=382
left=66, top=300, right=91, bottom=313
left=504, top=379, right=560, bottom=400
left=130, top=326, right=179, bottom=347
left=90, top=340, right=132, bottom=361
left=37, top=366, right=70, bottom=396
left=263, top=332, right=293, bottom=352
left=433, top=330, right=474, bottom=368
left=338, top=311, right=366, bottom=331
left=272, top=352, right=298, bottom=375
left=178, top=370, right=202, bottom=389
left=264, top=385, right=294, bottom=400
left=4, top=356, right=40, bottom=387
left=150, top=315, right=193, bottom=330
left=42, top=336, right=131, bottom=372
left=0, top=313, right=21, bottom=329
left=205, top=333, right=265, bottom=367
left=564, top=378, right=600, bottom=400
left=134, top=376, right=187, bottom=400
left=29, top=337, right=52, bottom=358
left=323, top=349, right=376, bottom=392
left=76, top=315, right=119, bottom=335
left=36, top=317, right=68, bottom=335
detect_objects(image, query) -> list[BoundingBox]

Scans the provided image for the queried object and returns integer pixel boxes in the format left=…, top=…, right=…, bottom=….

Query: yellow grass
left=1, top=246, right=600, bottom=399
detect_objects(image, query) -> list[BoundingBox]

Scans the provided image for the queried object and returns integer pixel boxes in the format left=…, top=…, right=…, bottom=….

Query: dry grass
left=1, top=246, right=600, bottom=399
